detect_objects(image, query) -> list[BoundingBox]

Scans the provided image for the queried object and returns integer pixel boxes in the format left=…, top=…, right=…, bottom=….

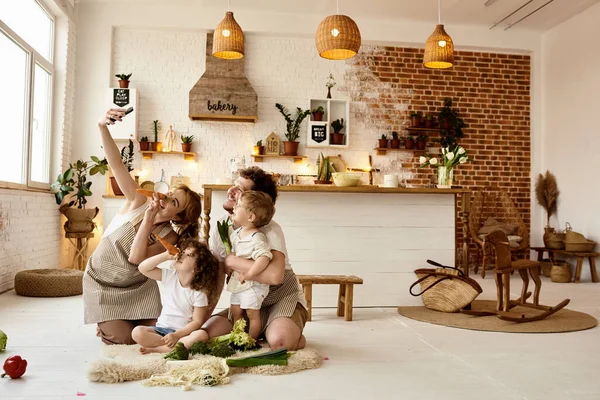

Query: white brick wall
left=0, top=8, right=78, bottom=293
left=110, top=29, right=407, bottom=191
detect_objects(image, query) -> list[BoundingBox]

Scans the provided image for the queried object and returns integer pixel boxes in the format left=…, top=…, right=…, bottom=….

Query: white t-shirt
left=156, top=261, right=208, bottom=330
left=209, top=216, right=292, bottom=270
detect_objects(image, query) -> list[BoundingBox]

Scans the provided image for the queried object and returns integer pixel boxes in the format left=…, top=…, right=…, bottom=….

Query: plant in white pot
left=275, top=103, right=310, bottom=156
left=51, top=156, right=108, bottom=233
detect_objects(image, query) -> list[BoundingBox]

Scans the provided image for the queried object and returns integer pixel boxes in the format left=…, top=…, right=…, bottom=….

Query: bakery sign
left=189, top=33, right=257, bottom=123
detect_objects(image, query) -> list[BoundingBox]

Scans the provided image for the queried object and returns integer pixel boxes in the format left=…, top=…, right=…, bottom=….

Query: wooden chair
left=468, top=188, right=530, bottom=278
left=464, top=230, right=569, bottom=322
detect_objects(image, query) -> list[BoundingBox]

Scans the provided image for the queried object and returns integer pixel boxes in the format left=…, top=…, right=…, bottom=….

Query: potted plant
left=378, top=134, right=388, bottom=149
left=253, top=140, right=265, bottom=155
left=312, top=106, right=325, bottom=121
left=438, top=98, right=465, bottom=148
left=410, top=112, right=422, bottom=128
left=151, top=120, right=162, bottom=152
left=404, top=136, right=415, bottom=149
left=425, top=113, right=434, bottom=128
left=110, top=139, right=134, bottom=196
left=51, top=156, right=108, bottom=233
left=275, top=103, right=311, bottom=156
left=181, top=135, right=194, bottom=152
left=331, top=118, right=345, bottom=145
left=115, top=73, right=132, bottom=88
left=415, top=135, right=427, bottom=150
left=390, top=131, right=400, bottom=149
left=139, top=136, right=150, bottom=151
left=315, top=152, right=333, bottom=184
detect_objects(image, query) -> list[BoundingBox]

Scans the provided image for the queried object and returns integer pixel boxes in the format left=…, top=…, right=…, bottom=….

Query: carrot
left=156, top=235, right=179, bottom=255
left=136, top=189, right=168, bottom=200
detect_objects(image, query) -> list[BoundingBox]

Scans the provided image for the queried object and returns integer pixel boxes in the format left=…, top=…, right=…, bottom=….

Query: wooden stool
left=65, top=232, right=94, bottom=271
left=297, top=274, right=363, bottom=321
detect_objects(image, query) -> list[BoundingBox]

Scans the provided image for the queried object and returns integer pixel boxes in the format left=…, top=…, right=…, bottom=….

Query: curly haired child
left=132, top=239, right=220, bottom=354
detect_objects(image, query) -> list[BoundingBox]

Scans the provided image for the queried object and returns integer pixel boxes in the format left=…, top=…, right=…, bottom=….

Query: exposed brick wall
left=344, top=45, right=531, bottom=230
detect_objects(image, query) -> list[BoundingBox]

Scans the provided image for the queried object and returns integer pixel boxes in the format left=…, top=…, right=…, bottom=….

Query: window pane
left=0, top=33, right=27, bottom=184
left=0, top=0, right=53, bottom=61
left=31, top=63, right=51, bottom=184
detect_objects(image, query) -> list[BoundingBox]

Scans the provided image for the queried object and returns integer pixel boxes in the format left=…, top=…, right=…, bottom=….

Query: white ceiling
left=76, top=0, right=600, bottom=32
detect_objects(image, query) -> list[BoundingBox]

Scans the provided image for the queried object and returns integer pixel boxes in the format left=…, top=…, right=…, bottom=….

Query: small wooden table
left=65, top=232, right=94, bottom=271
left=531, top=246, right=599, bottom=283
left=297, top=275, right=363, bottom=321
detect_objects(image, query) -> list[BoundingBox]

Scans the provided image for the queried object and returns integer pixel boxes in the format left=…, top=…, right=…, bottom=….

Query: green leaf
left=90, top=166, right=98, bottom=175
left=90, top=155, right=100, bottom=163
left=55, top=192, right=63, bottom=205
left=64, top=169, right=74, bottom=181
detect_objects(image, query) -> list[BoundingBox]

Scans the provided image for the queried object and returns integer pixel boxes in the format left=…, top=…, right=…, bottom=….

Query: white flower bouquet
left=419, top=144, right=470, bottom=187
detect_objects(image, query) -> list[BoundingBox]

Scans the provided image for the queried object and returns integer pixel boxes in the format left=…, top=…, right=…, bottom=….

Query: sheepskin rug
left=88, top=345, right=322, bottom=385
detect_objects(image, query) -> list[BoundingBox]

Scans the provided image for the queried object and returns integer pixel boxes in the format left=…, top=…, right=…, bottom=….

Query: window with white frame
left=0, top=0, right=54, bottom=189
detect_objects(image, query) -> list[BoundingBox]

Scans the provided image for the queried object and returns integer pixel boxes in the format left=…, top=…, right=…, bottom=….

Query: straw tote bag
left=409, top=260, right=483, bottom=313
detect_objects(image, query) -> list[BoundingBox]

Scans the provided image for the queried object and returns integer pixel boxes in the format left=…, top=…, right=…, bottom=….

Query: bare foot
left=139, top=345, right=172, bottom=354
left=297, top=334, right=306, bottom=350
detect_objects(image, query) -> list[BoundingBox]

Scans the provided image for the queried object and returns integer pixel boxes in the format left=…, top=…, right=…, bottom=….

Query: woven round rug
left=398, top=300, right=597, bottom=333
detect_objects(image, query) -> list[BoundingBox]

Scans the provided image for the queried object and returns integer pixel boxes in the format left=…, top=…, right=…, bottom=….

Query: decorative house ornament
left=423, top=0, right=454, bottom=69
left=265, top=132, right=281, bottom=155
left=316, top=0, right=361, bottom=60
left=213, top=7, right=244, bottom=60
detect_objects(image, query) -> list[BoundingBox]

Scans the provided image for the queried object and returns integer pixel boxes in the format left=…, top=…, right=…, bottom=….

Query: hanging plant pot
left=283, top=141, right=299, bottom=156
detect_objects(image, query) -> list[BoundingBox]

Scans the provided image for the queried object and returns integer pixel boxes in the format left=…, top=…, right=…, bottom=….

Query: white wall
left=74, top=2, right=544, bottom=254
left=541, top=2, right=600, bottom=281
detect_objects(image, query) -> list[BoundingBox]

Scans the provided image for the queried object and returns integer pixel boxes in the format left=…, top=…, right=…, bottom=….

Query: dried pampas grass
left=535, top=170, right=560, bottom=226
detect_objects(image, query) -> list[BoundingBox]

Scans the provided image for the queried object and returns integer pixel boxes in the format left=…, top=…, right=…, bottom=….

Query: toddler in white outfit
left=227, top=190, right=275, bottom=339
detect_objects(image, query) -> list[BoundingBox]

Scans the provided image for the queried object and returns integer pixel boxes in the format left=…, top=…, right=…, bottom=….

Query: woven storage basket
left=15, top=268, right=83, bottom=297
left=550, top=261, right=572, bottom=283
left=543, top=227, right=565, bottom=249
left=410, top=268, right=482, bottom=312
left=540, top=258, right=553, bottom=277
left=564, top=224, right=596, bottom=252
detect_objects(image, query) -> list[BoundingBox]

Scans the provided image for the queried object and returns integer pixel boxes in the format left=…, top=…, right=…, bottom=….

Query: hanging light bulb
left=316, top=0, right=361, bottom=60
left=423, top=0, right=454, bottom=69
left=213, top=0, right=244, bottom=59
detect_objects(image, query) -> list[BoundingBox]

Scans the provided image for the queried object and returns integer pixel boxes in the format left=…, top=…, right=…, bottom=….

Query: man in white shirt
left=203, top=167, right=308, bottom=350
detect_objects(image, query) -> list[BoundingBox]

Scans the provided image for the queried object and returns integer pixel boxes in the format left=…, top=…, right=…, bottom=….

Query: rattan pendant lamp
left=316, top=0, right=361, bottom=60
left=213, top=0, right=244, bottom=59
left=423, top=0, right=454, bottom=69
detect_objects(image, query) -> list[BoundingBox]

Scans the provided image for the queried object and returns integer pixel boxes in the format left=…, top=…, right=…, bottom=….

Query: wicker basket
left=410, top=268, right=482, bottom=312
left=550, top=261, right=572, bottom=283
left=543, top=227, right=565, bottom=249
left=564, top=241, right=596, bottom=252
left=540, top=258, right=553, bottom=277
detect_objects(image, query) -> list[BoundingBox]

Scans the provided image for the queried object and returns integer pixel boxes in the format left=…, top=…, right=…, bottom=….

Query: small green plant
left=416, top=135, right=427, bottom=142
left=331, top=118, right=345, bottom=133
left=152, top=120, right=161, bottom=142
left=438, top=98, right=465, bottom=148
left=181, top=135, right=194, bottom=144
left=256, top=140, right=263, bottom=146
left=115, top=73, right=132, bottom=81
left=51, top=156, right=109, bottom=208
left=275, top=103, right=311, bottom=142
left=406, top=136, right=415, bottom=141
left=317, top=153, right=333, bottom=181
left=380, top=134, right=387, bottom=140
left=391, top=131, right=399, bottom=140
left=140, top=136, right=149, bottom=142
left=410, top=112, right=420, bottom=118
left=312, top=106, right=325, bottom=114
left=120, top=139, right=135, bottom=172
left=425, top=113, right=433, bottom=120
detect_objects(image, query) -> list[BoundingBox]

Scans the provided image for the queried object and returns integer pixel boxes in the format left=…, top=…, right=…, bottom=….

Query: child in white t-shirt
left=227, top=190, right=275, bottom=339
left=132, top=239, right=221, bottom=354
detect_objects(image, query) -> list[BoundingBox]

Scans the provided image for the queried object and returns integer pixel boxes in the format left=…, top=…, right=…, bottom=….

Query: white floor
left=1, top=275, right=599, bottom=400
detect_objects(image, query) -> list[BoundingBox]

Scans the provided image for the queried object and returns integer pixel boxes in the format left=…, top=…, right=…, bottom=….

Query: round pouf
left=15, top=269, right=84, bottom=297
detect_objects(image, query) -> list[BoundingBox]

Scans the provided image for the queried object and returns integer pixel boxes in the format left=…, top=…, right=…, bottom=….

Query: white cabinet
left=306, top=98, right=350, bottom=148
left=106, top=88, right=139, bottom=140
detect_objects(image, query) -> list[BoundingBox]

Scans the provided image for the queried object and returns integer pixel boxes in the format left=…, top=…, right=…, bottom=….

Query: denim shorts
left=152, top=326, right=176, bottom=336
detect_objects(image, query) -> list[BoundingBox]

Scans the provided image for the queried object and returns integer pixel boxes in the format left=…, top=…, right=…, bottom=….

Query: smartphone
left=109, top=107, right=134, bottom=122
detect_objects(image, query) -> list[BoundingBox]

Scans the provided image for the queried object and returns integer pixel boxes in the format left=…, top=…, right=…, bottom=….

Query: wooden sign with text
left=265, top=132, right=281, bottom=155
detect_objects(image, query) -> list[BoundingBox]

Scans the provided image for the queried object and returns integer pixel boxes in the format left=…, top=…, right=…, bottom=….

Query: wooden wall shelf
left=406, top=127, right=441, bottom=134
left=374, top=148, right=426, bottom=156
left=251, top=154, right=307, bottom=164
left=140, top=151, right=197, bottom=161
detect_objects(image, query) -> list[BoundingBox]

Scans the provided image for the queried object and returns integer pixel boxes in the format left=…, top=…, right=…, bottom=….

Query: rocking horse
left=461, top=230, right=570, bottom=323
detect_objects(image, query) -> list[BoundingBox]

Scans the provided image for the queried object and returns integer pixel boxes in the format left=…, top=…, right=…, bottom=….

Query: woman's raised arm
left=98, top=108, right=145, bottom=206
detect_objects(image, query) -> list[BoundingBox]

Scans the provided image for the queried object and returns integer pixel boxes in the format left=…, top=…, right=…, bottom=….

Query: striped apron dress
left=83, top=203, right=172, bottom=324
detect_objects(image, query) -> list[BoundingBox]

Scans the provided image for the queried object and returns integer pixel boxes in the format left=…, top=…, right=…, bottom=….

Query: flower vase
left=437, top=166, right=453, bottom=188
left=327, top=87, right=332, bottom=99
